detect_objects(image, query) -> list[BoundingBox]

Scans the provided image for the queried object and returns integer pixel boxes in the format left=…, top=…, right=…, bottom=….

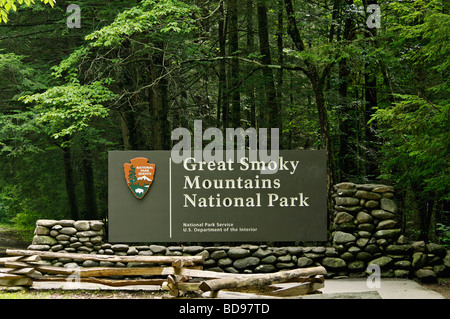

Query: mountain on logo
left=137, top=176, right=152, bottom=182
left=123, top=157, right=156, bottom=199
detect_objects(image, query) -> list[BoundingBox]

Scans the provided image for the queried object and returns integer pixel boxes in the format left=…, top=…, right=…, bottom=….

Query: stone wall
left=330, top=182, right=449, bottom=281
left=27, top=183, right=450, bottom=281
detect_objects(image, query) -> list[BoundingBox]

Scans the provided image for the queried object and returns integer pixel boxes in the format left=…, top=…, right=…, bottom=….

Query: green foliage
left=436, top=223, right=450, bottom=248
left=0, top=0, right=448, bottom=237
left=20, top=80, right=116, bottom=141
left=372, top=2, right=449, bottom=202
left=0, top=0, right=54, bottom=23
left=85, top=0, right=199, bottom=47
left=0, top=149, right=68, bottom=236
left=373, top=94, right=449, bottom=200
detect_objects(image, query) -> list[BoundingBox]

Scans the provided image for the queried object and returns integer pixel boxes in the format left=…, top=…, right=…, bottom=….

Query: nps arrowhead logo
left=124, top=157, right=155, bottom=199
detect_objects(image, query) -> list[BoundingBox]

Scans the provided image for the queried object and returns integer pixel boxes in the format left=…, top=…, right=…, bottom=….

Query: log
left=29, top=265, right=202, bottom=277
left=9, top=268, right=36, bottom=275
left=0, top=255, right=40, bottom=265
left=285, top=275, right=325, bottom=284
left=0, top=273, right=33, bottom=287
left=268, top=282, right=324, bottom=297
left=202, top=290, right=382, bottom=299
left=6, top=249, right=203, bottom=264
left=161, top=267, right=252, bottom=279
left=31, top=275, right=166, bottom=287
left=199, top=266, right=326, bottom=292
left=0, top=268, right=15, bottom=274
left=4, top=261, right=31, bottom=269
left=167, top=275, right=180, bottom=297
left=172, top=259, right=195, bottom=268
left=202, top=290, right=284, bottom=299
left=162, top=281, right=201, bottom=292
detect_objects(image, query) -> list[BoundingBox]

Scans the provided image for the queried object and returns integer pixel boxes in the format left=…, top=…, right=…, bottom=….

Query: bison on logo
left=123, top=157, right=155, bottom=199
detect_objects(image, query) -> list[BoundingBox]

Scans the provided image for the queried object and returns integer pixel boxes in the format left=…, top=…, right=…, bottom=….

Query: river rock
left=333, top=231, right=356, bottom=244
left=60, top=227, right=77, bottom=235
left=182, top=246, right=204, bottom=254
left=415, top=269, right=436, bottom=282
left=36, top=220, right=58, bottom=227
left=90, top=221, right=104, bottom=231
left=261, top=255, right=277, bottom=264
left=412, top=252, right=427, bottom=269
left=444, top=251, right=450, bottom=268
left=233, top=257, right=260, bottom=269
left=252, top=248, right=273, bottom=258
left=217, top=258, right=233, bottom=267
left=322, top=257, right=347, bottom=269
left=255, top=264, right=277, bottom=273
left=380, top=198, right=397, bottom=213
left=370, top=256, right=392, bottom=268
left=335, top=182, right=356, bottom=189
left=371, top=209, right=395, bottom=220
left=34, top=226, right=50, bottom=236
left=426, top=243, right=445, bottom=256
left=372, top=185, right=394, bottom=193
left=335, top=197, right=360, bottom=206
left=348, top=260, right=365, bottom=271
left=32, top=235, right=57, bottom=246
left=211, top=250, right=227, bottom=260
left=111, top=244, right=129, bottom=252
left=286, top=246, right=303, bottom=255
left=297, top=257, right=313, bottom=268
left=374, top=229, right=401, bottom=239
left=365, top=200, right=379, bottom=208
left=227, top=247, right=251, bottom=258
left=150, top=245, right=167, bottom=254
left=337, top=188, right=356, bottom=196
left=334, top=212, right=354, bottom=224
left=355, top=190, right=381, bottom=200
left=74, top=221, right=90, bottom=231
left=386, top=244, right=412, bottom=255
left=376, top=219, right=397, bottom=230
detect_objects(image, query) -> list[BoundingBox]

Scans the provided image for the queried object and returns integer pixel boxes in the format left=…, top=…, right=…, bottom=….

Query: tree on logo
left=128, top=165, right=137, bottom=186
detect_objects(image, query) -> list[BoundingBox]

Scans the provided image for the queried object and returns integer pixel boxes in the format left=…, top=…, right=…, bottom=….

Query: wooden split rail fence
left=0, top=249, right=327, bottom=298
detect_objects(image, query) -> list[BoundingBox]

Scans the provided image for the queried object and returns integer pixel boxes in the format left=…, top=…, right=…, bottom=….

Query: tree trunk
left=310, top=73, right=334, bottom=194
left=284, top=0, right=335, bottom=197
left=364, top=69, right=378, bottom=180
left=228, top=0, right=241, bottom=128
left=218, top=1, right=229, bottom=128
left=363, top=0, right=379, bottom=181
left=276, top=1, right=284, bottom=145
left=246, top=0, right=256, bottom=128
left=61, top=137, right=79, bottom=220
left=81, top=139, right=98, bottom=219
left=257, top=2, right=279, bottom=130
left=338, top=57, right=352, bottom=180
left=147, top=50, right=170, bottom=150
left=337, top=0, right=355, bottom=180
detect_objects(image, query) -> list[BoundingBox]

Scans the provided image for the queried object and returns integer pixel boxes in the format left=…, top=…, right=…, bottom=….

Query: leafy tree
left=372, top=0, right=449, bottom=240
left=0, top=0, right=54, bottom=23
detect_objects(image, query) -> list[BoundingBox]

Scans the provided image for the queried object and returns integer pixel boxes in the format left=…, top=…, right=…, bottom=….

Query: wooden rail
left=1, top=249, right=327, bottom=298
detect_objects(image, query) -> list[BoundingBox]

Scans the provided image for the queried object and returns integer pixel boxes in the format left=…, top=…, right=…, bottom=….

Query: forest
left=0, top=0, right=448, bottom=244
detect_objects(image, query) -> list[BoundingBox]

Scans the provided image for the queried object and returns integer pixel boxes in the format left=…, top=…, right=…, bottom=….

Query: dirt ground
left=0, top=225, right=449, bottom=299
left=421, top=279, right=450, bottom=299
left=0, top=225, right=29, bottom=256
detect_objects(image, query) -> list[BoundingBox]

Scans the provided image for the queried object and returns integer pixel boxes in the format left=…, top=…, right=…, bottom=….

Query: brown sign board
left=108, top=150, right=327, bottom=242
